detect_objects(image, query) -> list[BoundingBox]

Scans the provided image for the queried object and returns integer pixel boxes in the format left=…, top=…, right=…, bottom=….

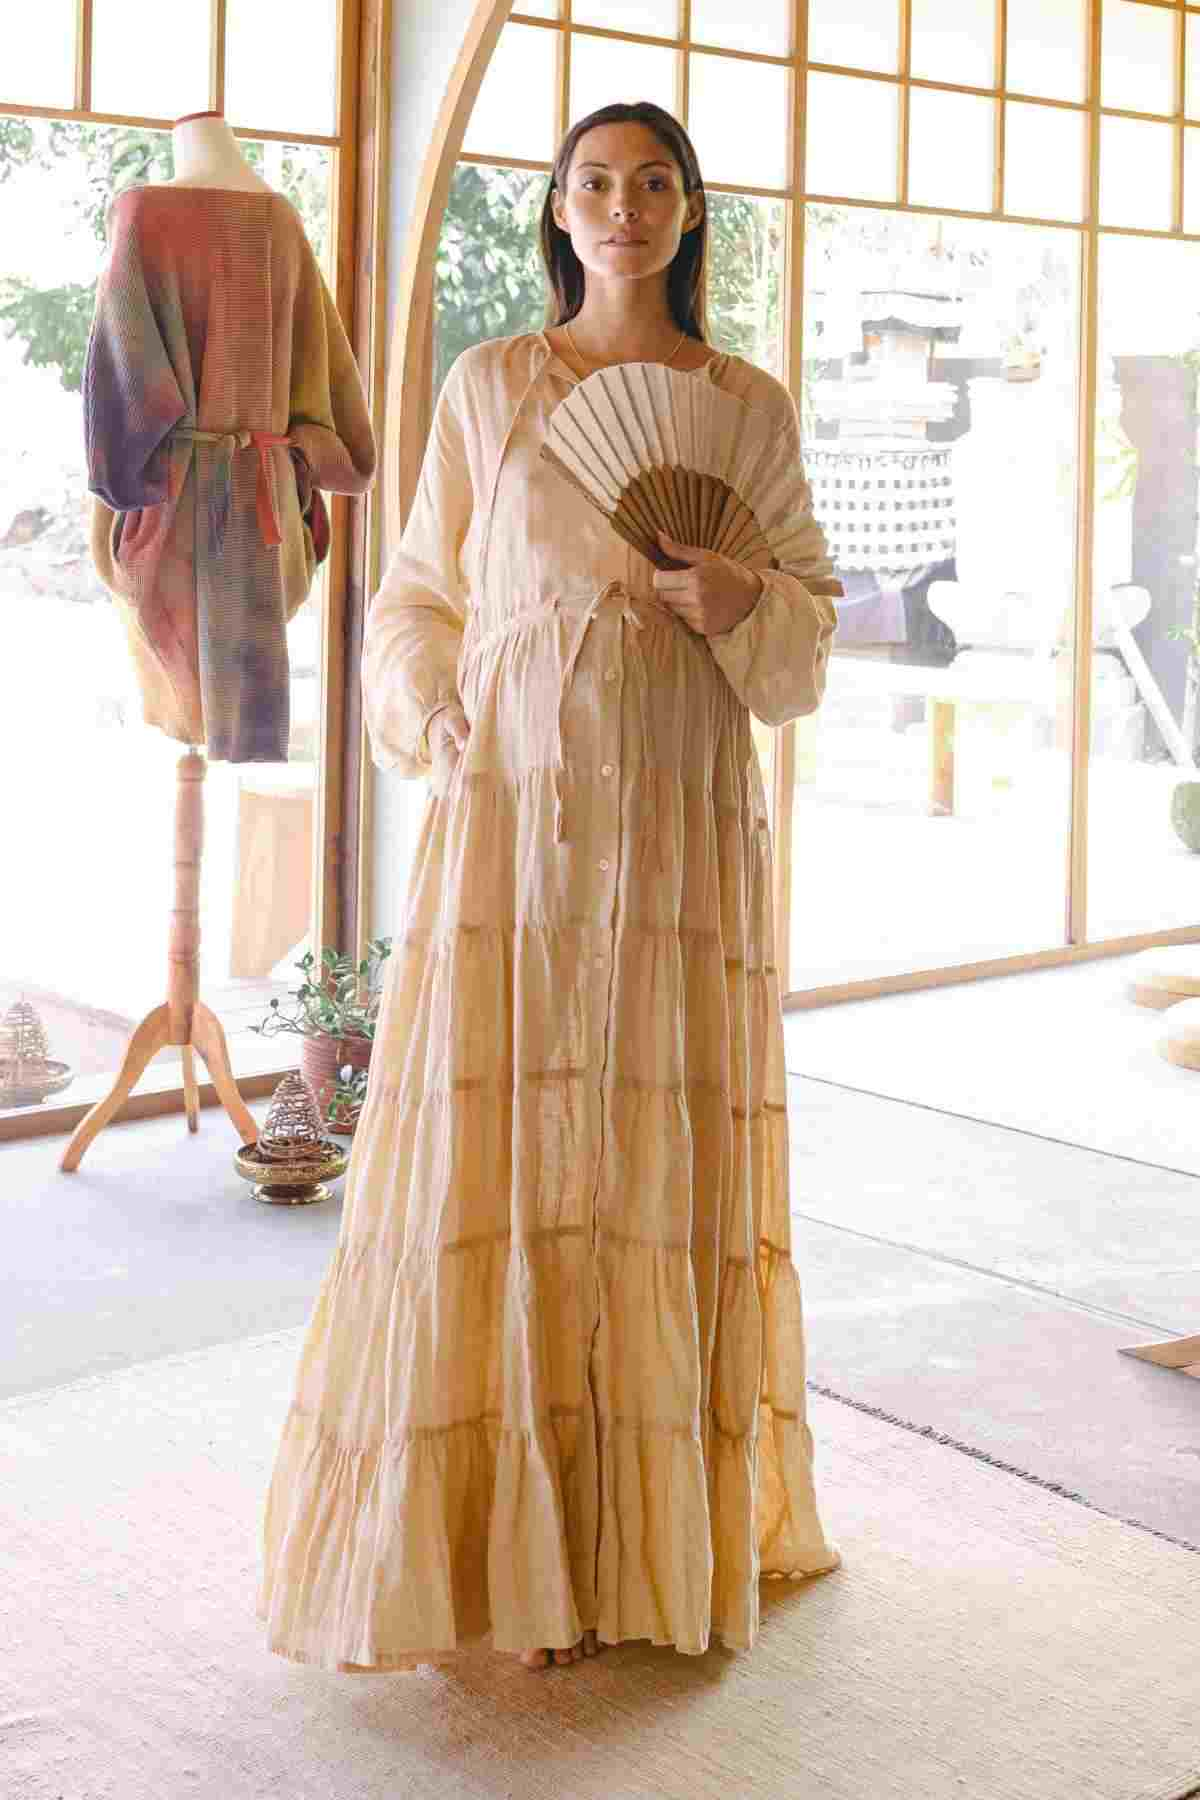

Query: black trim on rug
left=806, top=1380, right=1200, bottom=1558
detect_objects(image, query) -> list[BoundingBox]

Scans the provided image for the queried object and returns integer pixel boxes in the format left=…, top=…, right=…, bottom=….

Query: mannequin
left=65, top=113, right=376, bottom=1170
left=165, top=111, right=274, bottom=192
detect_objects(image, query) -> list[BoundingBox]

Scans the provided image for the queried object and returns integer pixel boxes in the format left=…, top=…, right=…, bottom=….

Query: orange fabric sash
left=169, top=425, right=295, bottom=549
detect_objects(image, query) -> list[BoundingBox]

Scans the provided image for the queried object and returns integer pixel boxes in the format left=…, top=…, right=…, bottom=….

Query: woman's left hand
left=650, top=530, right=764, bottom=638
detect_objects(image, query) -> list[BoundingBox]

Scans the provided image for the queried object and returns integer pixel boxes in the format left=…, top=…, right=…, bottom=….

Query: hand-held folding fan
left=538, top=360, right=839, bottom=588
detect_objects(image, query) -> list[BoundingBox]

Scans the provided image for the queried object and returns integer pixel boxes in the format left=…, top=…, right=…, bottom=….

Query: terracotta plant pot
left=300, top=1031, right=373, bottom=1134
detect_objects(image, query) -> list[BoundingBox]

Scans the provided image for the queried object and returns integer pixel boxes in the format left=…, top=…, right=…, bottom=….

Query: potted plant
left=251, top=938, right=391, bottom=1133
left=326, top=1062, right=371, bottom=1135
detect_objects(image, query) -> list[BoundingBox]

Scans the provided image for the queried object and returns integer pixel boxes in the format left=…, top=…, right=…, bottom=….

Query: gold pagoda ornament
left=0, top=999, right=73, bottom=1109
left=234, top=1071, right=347, bottom=1206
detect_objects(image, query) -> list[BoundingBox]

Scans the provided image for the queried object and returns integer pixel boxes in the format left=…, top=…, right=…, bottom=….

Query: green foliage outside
left=433, top=160, right=785, bottom=394
left=0, top=117, right=330, bottom=395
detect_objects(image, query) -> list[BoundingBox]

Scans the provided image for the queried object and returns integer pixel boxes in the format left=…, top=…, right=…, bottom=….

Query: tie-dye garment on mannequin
left=83, top=185, right=376, bottom=762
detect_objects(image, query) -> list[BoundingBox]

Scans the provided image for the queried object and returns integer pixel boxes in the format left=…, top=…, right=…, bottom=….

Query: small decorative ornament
left=0, top=999, right=74, bottom=1109
left=234, top=1071, right=347, bottom=1205
left=257, top=1070, right=326, bottom=1161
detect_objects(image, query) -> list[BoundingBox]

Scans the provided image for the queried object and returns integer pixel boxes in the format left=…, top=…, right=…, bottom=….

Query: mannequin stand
left=60, top=748, right=257, bottom=1171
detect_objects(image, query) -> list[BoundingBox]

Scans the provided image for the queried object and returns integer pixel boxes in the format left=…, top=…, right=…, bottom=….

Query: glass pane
left=911, top=0, right=996, bottom=90
left=705, top=192, right=786, bottom=377
left=1, top=0, right=76, bottom=107
left=572, top=0, right=678, bottom=33
left=241, top=138, right=335, bottom=287
left=691, top=0, right=790, bottom=57
left=909, top=90, right=995, bottom=213
left=0, top=122, right=331, bottom=1122
left=226, top=0, right=337, bottom=136
left=569, top=35, right=678, bottom=130
left=1004, top=100, right=1086, bottom=222
left=514, top=0, right=559, bottom=14
left=92, top=0, right=210, bottom=120
left=1187, top=14, right=1200, bottom=119
left=807, top=0, right=900, bottom=74
left=1089, top=235, right=1200, bottom=939
left=687, top=51, right=789, bottom=189
left=1100, top=115, right=1173, bottom=229
left=795, top=205, right=1080, bottom=986
left=434, top=164, right=548, bottom=394
left=1186, top=126, right=1200, bottom=233
left=465, top=22, right=558, bottom=162
left=806, top=72, right=899, bottom=203
left=1006, top=0, right=1087, bottom=104
left=1101, top=0, right=1177, bottom=117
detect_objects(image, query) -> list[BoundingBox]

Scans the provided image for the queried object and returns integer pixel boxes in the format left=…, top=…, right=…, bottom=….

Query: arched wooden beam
left=384, top=0, right=513, bottom=553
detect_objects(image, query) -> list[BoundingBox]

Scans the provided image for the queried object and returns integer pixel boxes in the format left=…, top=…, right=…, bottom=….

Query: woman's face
left=551, top=120, right=703, bottom=286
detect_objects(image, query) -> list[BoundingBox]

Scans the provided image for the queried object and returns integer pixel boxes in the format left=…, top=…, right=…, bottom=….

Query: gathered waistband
left=460, top=583, right=677, bottom=672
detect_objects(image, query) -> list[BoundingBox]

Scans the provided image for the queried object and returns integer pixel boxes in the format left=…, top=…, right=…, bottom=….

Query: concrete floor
left=4, top=964, right=1199, bottom=1556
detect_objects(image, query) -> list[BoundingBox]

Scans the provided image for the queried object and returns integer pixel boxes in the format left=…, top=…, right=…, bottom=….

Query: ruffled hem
left=257, top=1085, right=841, bottom=1672
left=257, top=1251, right=841, bottom=1673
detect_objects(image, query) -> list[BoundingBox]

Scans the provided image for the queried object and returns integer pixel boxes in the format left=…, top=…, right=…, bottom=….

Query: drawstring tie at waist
left=170, top=425, right=295, bottom=550
left=551, top=579, right=664, bottom=877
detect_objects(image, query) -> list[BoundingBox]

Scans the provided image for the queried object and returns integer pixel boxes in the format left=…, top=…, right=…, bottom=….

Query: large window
left=794, top=208, right=1081, bottom=986
left=0, top=2, right=363, bottom=1131
left=430, top=0, right=1200, bottom=999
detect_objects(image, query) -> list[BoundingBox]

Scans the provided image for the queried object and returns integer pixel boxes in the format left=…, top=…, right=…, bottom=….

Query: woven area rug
left=3, top=1326, right=1198, bottom=1800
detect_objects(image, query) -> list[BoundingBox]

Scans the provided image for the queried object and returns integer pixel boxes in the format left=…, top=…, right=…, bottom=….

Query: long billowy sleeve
left=82, top=198, right=186, bottom=512
left=361, top=356, right=472, bottom=777
left=706, top=388, right=841, bottom=725
left=288, top=238, right=377, bottom=497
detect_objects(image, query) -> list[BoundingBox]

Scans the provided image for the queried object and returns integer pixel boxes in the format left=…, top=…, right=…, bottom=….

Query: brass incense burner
left=235, top=1071, right=348, bottom=1204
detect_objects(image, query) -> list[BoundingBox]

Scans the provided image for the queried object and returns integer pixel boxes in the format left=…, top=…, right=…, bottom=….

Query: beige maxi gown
left=257, top=328, right=843, bottom=1671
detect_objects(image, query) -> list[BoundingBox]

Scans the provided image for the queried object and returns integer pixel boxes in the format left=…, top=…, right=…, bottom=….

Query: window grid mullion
left=993, top=0, right=1007, bottom=214
left=557, top=5, right=571, bottom=145
left=898, top=0, right=912, bottom=206
left=210, top=0, right=227, bottom=116
left=75, top=0, right=93, bottom=113
left=1175, top=1, right=1187, bottom=230
left=678, top=0, right=690, bottom=125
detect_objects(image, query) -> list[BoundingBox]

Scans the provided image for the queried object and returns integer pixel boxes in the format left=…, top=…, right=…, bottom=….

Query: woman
left=257, top=100, right=843, bottom=1677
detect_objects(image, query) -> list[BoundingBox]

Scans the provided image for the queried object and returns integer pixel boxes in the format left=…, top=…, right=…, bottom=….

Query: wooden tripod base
left=60, top=1001, right=257, bottom=1171
left=60, top=748, right=258, bottom=1173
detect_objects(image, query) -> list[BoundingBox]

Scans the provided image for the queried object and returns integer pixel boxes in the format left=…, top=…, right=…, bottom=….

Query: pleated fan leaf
left=539, top=361, right=814, bottom=574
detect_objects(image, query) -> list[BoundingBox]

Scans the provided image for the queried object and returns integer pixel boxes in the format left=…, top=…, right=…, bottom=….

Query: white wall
left=368, top=0, right=482, bottom=941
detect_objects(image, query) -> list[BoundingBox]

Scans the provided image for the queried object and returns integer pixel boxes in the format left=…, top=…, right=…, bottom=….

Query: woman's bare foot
left=519, top=1629, right=602, bottom=1668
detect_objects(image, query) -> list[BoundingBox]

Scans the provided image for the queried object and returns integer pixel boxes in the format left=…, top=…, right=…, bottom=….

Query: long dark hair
left=539, top=101, right=708, bottom=340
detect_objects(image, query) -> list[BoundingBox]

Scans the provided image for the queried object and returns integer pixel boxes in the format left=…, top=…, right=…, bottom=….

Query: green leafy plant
left=251, top=938, right=392, bottom=1043
left=327, top=1062, right=370, bottom=1130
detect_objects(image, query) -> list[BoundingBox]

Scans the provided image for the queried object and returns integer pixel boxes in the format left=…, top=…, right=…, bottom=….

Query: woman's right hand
left=429, top=700, right=471, bottom=788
